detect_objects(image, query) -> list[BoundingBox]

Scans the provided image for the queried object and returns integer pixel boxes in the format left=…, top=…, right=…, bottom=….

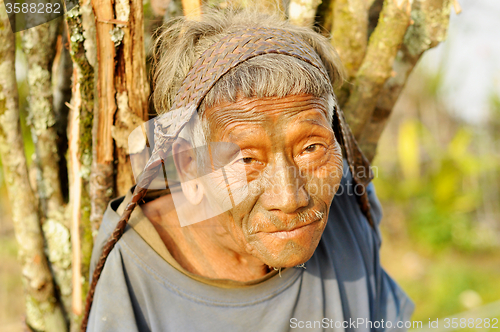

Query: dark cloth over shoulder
left=87, top=163, right=414, bottom=332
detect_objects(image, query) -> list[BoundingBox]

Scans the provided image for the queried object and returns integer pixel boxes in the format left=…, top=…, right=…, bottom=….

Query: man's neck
left=141, top=193, right=271, bottom=282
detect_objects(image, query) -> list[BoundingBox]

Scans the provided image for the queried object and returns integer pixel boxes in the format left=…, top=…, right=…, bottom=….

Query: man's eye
left=304, top=144, right=319, bottom=153
left=237, top=157, right=254, bottom=165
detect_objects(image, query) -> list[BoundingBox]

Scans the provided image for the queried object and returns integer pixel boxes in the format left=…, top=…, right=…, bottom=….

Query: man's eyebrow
left=299, top=118, right=332, bottom=130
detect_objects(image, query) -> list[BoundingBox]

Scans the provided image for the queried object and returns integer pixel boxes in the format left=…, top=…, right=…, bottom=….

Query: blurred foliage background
left=373, top=3, right=500, bottom=321
left=376, top=62, right=500, bottom=323
left=1, top=1, right=499, bottom=331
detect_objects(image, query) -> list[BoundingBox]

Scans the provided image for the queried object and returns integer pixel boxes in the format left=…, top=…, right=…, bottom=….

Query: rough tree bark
left=112, top=0, right=150, bottom=195
left=330, top=0, right=371, bottom=105
left=21, top=15, right=73, bottom=324
left=342, top=0, right=412, bottom=140
left=65, top=1, right=96, bottom=329
left=318, top=0, right=454, bottom=161
left=358, top=0, right=453, bottom=161
left=91, top=0, right=150, bottom=224
left=0, top=6, right=68, bottom=331
left=89, top=0, right=116, bottom=236
left=331, top=0, right=370, bottom=79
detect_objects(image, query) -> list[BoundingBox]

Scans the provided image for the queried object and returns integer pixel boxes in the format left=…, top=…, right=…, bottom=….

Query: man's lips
left=265, top=220, right=321, bottom=239
left=255, top=218, right=322, bottom=239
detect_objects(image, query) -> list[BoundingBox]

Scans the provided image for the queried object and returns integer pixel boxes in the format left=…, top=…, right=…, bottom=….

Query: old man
left=84, top=9, right=414, bottom=332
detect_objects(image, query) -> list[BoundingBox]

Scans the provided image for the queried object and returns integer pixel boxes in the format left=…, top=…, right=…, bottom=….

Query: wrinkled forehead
left=202, top=94, right=335, bottom=140
left=153, top=27, right=332, bottom=144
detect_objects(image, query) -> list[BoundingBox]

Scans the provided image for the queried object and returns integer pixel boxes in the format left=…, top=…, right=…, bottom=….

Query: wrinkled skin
left=143, top=94, right=343, bottom=281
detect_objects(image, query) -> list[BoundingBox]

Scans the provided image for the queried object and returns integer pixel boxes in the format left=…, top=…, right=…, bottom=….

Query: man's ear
left=172, top=138, right=204, bottom=205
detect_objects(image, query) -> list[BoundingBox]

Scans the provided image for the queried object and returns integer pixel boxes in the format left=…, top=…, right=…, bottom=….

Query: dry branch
left=342, top=0, right=412, bottom=139
left=67, top=77, right=83, bottom=322
left=0, top=8, right=67, bottom=331
left=90, top=0, right=116, bottom=233
left=359, top=0, right=453, bottom=161
left=92, top=0, right=115, bottom=165
left=90, top=0, right=150, bottom=228
left=113, top=0, right=150, bottom=196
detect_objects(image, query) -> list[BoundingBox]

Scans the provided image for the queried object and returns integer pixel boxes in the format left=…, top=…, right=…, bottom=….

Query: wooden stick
left=65, top=0, right=99, bottom=324
left=69, top=67, right=83, bottom=316
left=97, top=18, right=129, bottom=25
left=91, top=0, right=116, bottom=232
left=92, top=0, right=116, bottom=165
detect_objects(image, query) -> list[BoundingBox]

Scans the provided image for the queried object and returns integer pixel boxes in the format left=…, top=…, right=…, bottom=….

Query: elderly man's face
left=193, top=94, right=343, bottom=268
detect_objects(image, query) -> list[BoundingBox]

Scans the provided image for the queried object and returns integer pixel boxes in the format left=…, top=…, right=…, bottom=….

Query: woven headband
left=150, top=27, right=331, bottom=166
left=81, top=27, right=374, bottom=331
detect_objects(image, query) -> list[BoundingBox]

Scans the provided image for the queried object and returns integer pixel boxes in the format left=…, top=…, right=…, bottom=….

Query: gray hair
left=152, top=8, right=346, bottom=146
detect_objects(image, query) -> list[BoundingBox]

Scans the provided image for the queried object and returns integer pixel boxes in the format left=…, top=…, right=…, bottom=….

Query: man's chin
left=261, top=249, right=316, bottom=269
left=249, top=221, right=324, bottom=268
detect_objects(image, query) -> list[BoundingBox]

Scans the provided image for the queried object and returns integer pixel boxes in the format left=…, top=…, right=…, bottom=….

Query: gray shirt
left=88, top=166, right=414, bottom=331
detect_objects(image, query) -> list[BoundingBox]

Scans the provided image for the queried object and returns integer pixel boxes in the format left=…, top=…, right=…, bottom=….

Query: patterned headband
left=150, top=27, right=331, bottom=165
left=81, top=26, right=374, bottom=331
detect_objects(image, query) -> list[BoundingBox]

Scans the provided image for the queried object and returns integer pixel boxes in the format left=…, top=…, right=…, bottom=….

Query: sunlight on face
left=199, top=94, right=344, bottom=268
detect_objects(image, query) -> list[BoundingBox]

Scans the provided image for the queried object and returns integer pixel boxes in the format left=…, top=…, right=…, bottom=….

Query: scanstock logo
left=3, top=0, right=78, bottom=32
left=128, top=110, right=250, bottom=227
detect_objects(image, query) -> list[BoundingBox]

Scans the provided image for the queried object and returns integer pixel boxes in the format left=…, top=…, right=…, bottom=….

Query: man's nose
left=260, top=161, right=309, bottom=214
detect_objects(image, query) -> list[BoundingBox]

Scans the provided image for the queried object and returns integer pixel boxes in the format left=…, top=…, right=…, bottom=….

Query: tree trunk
left=342, top=0, right=412, bottom=140
left=21, top=16, right=74, bottom=327
left=0, top=7, right=68, bottom=331
left=358, top=0, right=453, bottom=161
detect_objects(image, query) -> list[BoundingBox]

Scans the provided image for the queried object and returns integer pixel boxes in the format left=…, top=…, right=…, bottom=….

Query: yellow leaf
left=398, top=120, right=420, bottom=181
